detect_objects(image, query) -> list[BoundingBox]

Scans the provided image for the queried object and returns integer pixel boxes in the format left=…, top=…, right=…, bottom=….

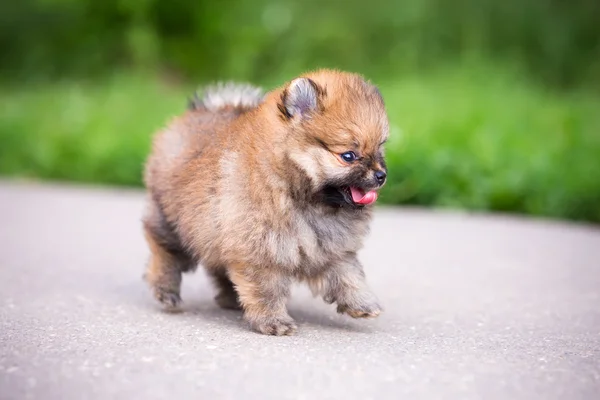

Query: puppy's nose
left=374, top=170, right=387, bottom=185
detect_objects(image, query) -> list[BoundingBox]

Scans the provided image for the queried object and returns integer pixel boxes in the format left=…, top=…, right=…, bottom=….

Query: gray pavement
left=1, top=180, right=599, bottom=400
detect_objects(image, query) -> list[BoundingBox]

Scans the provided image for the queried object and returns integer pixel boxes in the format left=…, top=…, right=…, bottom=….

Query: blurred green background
left=1, top=0, right=599, bottom=222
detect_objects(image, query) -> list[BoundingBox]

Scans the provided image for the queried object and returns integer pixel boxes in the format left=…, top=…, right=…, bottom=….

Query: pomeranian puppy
left=142, top=69, right=389, bottom=335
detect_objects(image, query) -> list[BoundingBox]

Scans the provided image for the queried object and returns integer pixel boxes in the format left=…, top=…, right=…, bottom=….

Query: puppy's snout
left=374, top=170, right=387, bottom=186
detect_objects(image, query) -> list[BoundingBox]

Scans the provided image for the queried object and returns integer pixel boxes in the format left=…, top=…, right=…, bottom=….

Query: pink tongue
left=350, top=187, right=378, bottom=205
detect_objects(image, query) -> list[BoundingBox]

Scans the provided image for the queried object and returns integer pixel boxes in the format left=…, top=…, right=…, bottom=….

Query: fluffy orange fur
left=143, top=69, right=389, bottom=335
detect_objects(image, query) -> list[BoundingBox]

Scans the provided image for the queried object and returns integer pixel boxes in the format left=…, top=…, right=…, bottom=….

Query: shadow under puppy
left=143, top=69, right=390, bottom=335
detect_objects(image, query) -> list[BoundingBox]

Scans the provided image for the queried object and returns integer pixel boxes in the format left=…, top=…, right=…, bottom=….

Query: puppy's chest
left=264, top=210, right=369, bottom=270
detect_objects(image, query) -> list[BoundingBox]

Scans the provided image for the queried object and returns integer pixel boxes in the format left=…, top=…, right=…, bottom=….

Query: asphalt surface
left=1, top=180, right=599, bottom=400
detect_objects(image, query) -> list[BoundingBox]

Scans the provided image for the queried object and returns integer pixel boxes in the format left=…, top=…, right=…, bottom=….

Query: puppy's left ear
left=279, top=78, right=324, bottom=120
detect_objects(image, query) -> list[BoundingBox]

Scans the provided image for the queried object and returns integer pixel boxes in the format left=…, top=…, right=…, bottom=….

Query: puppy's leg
left=208, top=268, right=242, bottom=310
left=143, top=230, right=184, bottom=309
left=228, top=266, right=296, bottom=335
left=142, top=203, right=195, bottom=310
left=323, top=255, right=382, bottom=318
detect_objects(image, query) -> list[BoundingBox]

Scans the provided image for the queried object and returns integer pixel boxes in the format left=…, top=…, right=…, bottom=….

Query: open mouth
left=333, top=186, right=378, bottom=207
left=319, top=185, right=379, bottom=208
left=347, top=186, right=378, bottom=206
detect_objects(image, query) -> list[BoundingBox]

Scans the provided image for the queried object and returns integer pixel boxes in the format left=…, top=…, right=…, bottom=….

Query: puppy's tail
left=188, top=82, right=264, bottom=113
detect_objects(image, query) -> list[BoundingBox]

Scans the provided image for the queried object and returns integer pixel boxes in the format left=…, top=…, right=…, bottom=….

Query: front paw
left=337, top=298, right=382, bottom=319
left=249, top=315, right=298, bottom=336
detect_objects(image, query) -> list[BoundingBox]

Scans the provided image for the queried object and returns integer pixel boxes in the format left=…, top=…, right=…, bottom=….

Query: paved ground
left=0, top=180, right=599, bottom=400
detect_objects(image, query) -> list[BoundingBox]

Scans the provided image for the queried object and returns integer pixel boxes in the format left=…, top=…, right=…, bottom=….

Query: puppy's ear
left=279, top=78, right=324, bottom=120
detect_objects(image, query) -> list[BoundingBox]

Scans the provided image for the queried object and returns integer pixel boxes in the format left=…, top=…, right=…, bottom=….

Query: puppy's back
left=144, top=82, right=264, bottom=192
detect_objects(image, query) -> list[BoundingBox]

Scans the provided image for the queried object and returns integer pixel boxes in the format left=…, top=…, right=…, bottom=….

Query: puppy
left=142, top=69, right=389, bottom=335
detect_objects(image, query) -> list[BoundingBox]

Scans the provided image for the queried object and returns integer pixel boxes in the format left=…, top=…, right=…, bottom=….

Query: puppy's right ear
left=278, top=78, right=324, bottom=120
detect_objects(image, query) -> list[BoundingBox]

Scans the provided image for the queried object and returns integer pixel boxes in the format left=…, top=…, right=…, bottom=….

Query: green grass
left=1, top=66, right=600, bottom=223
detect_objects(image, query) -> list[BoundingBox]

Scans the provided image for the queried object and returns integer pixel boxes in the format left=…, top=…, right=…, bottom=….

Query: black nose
left=374, top=170, right=387, bottom=185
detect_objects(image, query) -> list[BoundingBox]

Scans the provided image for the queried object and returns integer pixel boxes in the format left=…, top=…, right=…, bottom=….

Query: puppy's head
left=276, top=70, right=389, bottom=209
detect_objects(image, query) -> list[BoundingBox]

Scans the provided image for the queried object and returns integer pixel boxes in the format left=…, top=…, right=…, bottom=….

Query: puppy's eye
left=340, top=151, right=357, bottom=163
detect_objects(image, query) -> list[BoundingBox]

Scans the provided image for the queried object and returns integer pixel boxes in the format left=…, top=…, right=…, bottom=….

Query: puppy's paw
left=337, top=300, right=382, bottom=319
left=214, top=291, right=242, bottom=310
left=154, top=288, right=182, bottom=311
left=250, top=316, right=298, bottom=336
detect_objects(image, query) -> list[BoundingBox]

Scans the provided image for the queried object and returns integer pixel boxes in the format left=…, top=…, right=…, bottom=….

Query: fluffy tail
left=188, top=82, right=264, bottom=113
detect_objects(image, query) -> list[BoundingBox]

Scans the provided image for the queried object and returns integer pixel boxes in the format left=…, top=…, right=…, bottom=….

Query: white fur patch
left=160, top=126, right=186, bottom=159
left=288, top=148, right=321, bottom=185
left=199, top=82, right=264, bottom=112
left=288, top=147, right=348, bottom=189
